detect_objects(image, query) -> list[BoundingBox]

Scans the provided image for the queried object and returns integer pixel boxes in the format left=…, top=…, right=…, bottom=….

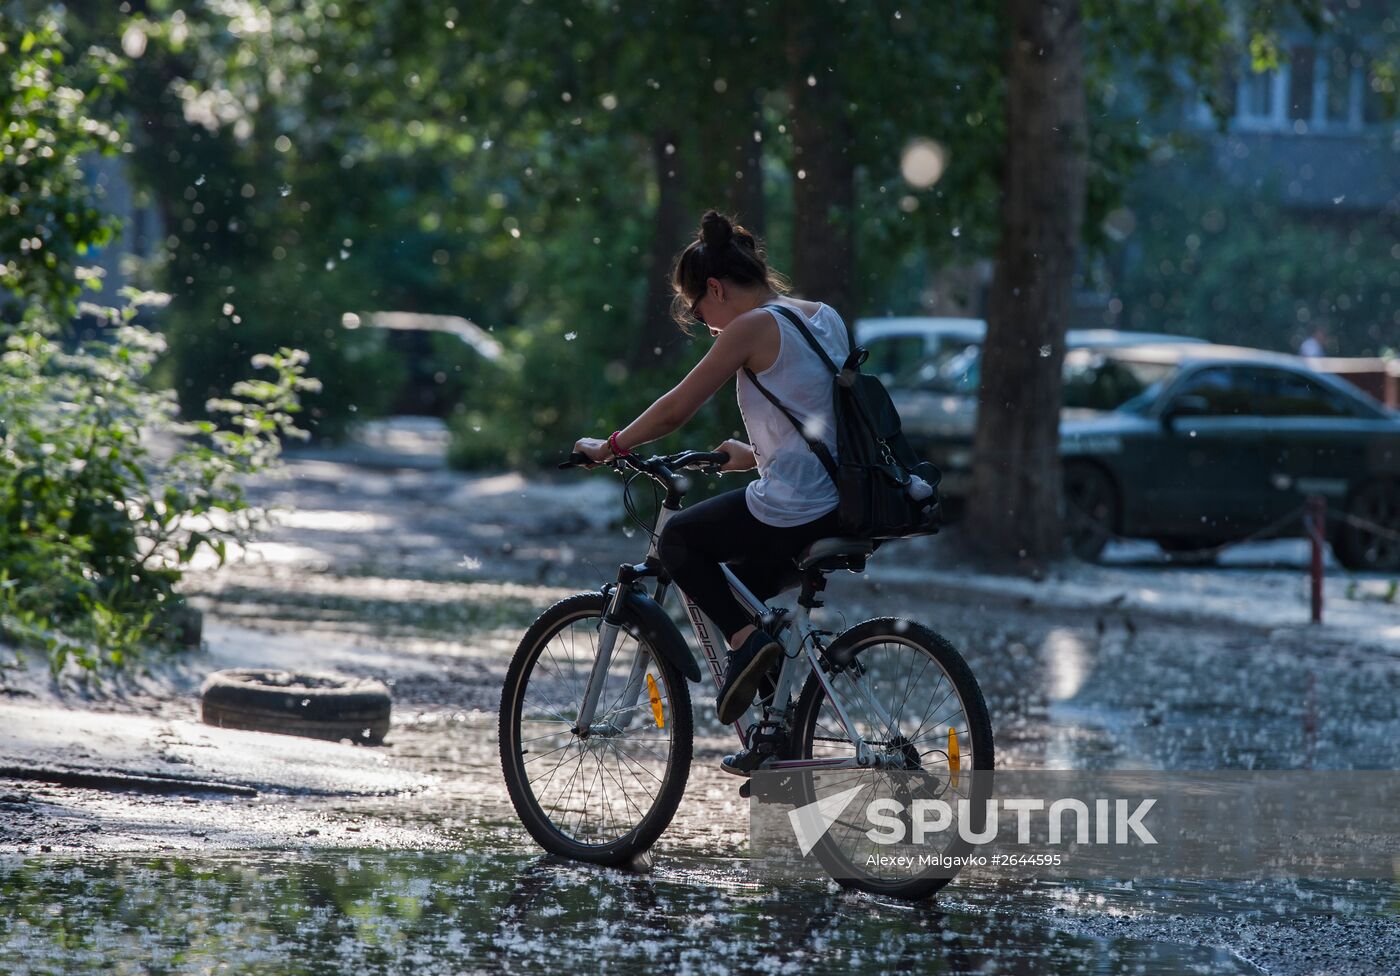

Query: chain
left=1094, top=498, right=1400, bottom=558
left=811, top=734, right=904, bottom=747
left=1328, top=507, right=1400, bottom=545
left=1100, top=502, right=1311, bottom=560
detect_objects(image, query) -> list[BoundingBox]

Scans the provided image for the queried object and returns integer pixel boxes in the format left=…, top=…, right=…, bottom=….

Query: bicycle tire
left=499, top=592, right=693, bottom=865
left=790, top=617, right=995, bottom=900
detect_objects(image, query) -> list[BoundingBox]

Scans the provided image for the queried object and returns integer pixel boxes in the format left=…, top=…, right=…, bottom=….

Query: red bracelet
left=608, top=431, right=631, bottom=457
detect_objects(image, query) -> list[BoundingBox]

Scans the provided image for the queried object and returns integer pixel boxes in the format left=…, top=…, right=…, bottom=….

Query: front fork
left=575, top=545, right=673, bottom=736
left=573, top=582, right=641, bottom=736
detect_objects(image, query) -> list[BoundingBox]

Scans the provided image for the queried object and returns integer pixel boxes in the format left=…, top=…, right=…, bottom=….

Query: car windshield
left=1062, top=353, right=1178, bottom=412
left=903, top=342, right=983, bottom=393
left=1116, top=366, right=1180, bottom=415
left=901, top=344, right=1177, bottom=412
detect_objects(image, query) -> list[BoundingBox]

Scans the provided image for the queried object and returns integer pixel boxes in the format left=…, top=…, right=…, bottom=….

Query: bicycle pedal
left=739, top=780, right=751, bottom=800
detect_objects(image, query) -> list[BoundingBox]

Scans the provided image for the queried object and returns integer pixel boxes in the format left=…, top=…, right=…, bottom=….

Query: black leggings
left=656, top=489, right=842, bottom=643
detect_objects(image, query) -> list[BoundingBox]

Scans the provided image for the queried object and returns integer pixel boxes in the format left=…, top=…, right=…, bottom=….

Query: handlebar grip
left=558, top=451, right=592, bottom=469
left=665, top=449, right=730, bottom=471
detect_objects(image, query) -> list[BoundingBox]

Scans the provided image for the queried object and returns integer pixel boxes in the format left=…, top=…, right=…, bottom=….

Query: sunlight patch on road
left=1045, top=627, right=1089, bottom=702
left=271, top=509, right=395, bottom=532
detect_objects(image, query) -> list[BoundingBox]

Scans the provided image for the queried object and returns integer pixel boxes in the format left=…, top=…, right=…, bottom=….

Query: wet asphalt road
left=2, top=456, right=1398, bottom=974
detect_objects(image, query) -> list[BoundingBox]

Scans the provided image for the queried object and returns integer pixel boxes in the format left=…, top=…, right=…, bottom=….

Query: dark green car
left=898, top=341, right=1400, bottom=570
left=1055, top=344, right=1400, bottom=570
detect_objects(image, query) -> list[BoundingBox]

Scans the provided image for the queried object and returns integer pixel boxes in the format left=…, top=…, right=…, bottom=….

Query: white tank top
left=736, top=302, right=850, bottom=527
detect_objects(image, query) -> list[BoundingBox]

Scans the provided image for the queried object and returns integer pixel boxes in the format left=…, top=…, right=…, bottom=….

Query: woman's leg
left=657, top=490, right=842, bottom=647
left=726, top=507, right=843, bottom=604
left=656, top=490, right=769, bottom=645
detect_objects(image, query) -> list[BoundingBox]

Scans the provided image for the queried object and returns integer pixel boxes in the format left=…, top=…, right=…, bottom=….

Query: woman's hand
left=713, top=439, right=756, bottom=472
left=572, top=437, right=614, bottom=466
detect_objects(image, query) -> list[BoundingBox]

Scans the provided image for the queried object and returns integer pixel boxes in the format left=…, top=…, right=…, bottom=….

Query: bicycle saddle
left=797, top=536, right=874, bottom=573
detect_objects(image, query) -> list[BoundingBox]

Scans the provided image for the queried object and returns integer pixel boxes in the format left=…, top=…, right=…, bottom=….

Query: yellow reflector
left=948, top=727, right=961, bottom=788
left=646, top=673, right=665, bottom=729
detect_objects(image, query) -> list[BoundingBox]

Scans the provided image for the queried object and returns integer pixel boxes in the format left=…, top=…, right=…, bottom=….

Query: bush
left=0, top=10, right=319, bottom=674
left=0, top=290, right=319, bottom=672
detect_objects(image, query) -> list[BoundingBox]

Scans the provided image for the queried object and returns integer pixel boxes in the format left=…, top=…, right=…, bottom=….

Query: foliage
left=0, top=9, right=318, bottom=672
left=1115, top=154, right=1400, bottom=355
left=0, top=290, right=319, bottom=672
left=447, top=329, right=746, bottom=484
left=0, top=10, right=124, bottom=325
left=52, top=0, right=1370, bottom=477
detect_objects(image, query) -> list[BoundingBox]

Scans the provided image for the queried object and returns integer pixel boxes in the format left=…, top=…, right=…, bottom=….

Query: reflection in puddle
left=2, top=846, right=1361, bottom=974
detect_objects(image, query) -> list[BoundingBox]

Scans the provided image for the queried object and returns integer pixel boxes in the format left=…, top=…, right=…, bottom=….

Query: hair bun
left=700, top=209, right=733, bottom=249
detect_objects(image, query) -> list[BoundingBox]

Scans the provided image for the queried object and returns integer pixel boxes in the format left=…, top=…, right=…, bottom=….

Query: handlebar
left=559, top=446, right=732, bottom=512
left=558, top=449, right=730, bottom=474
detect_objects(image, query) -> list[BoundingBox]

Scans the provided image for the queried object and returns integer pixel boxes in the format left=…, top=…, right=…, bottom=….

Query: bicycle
left=498, top=447, right=995, bottom=899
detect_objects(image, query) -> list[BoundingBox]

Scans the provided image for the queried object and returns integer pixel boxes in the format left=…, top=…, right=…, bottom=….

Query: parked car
left=855, top=316, right=986, bottom=386
left=1058, top=344, right=1400, bottom=569
left=852, top=317, right=1203, bottom=496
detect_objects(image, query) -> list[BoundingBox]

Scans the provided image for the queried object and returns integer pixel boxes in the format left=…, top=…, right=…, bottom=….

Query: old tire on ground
left=200, top=669, right=392, bottom=744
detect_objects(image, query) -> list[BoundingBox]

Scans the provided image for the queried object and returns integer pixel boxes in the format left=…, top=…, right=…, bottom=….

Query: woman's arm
left=574, top=311, right=769, bottom=461
left=712, top=438, right=756, bottom=472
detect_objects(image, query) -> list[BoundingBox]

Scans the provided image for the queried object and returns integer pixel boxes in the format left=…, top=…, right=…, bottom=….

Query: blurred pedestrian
left=1299, top=325, right=1327, bottom=358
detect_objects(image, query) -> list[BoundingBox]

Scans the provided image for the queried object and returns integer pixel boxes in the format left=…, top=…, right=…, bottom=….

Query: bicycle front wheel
left=790, top=617, right=994, bottom=899
left=499, top=592, right=693, bottom=865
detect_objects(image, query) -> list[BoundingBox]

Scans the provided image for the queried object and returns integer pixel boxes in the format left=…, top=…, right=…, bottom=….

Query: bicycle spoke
left=523, top=738, right=581, bottom=767
left=605, top=737, right=665, bottom=792
left=807, top=632, right=980, bottom=776
left=507, top=604, right=683, bottom=851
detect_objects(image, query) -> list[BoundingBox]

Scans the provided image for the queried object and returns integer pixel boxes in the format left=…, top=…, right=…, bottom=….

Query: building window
left=1236, top=67, right=1286, bottom=129
left=1286, top=45, right=1314, bottom=121
left=1230, top=41, right=1392, bottom=134
left=1323, top=45, right=1362, bottom=128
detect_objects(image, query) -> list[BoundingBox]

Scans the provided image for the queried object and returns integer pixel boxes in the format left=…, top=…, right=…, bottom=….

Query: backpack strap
left=763, top=304, right=839, bottom=375
left=742, top=366, right=839, bottom=483
left=740, top=303, right=856, bottom=485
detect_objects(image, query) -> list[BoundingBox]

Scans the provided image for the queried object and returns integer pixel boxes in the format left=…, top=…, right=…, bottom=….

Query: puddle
left=9, top=842, right=1378, bottom=975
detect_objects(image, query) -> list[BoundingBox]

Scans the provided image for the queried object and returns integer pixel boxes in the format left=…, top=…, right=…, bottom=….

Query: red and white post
left=1307, top=495, right=1326, bottom=624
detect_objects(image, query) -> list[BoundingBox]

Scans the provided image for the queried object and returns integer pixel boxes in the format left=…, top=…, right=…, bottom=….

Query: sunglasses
left=688, top=292, right=706, bottom=326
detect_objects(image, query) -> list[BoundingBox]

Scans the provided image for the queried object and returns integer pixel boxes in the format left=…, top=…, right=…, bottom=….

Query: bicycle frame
left=575, top=503, right=885, bottom=769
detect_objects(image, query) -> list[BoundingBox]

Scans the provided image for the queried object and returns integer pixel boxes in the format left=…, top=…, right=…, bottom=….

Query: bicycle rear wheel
left=790, top=617, right=994, bottom=899
left=499, top=592, right=693, bottom=865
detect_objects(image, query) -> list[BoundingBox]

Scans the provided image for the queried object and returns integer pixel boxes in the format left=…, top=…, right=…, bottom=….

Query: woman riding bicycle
left=572, top=209, right=850, bottom=746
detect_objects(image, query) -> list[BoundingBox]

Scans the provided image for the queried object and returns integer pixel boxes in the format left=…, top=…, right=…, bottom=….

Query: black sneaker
left=716, top=629, right=783, bottom=725
left=720, top=746, right=769, bottom=777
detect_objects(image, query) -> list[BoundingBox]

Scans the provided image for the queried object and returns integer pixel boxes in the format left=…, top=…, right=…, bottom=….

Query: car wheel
left=200, top=669, right=392, bottom=744
left=1336, top=480, right=1400, bottom=573
left=1063, top=462, right=1118, bottom=561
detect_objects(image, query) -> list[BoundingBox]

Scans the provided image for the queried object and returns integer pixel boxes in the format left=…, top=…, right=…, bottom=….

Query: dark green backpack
left=744, top=304, right=943, bottom=540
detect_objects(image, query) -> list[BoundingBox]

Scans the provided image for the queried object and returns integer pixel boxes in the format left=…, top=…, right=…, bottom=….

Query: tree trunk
left=785, top=11, right=856, bottom=326
left=635, top=129, right=688, bottom=369
left=965, top=0, right=1088, bottom=571
left=724, top=87, right=766, bottom=239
